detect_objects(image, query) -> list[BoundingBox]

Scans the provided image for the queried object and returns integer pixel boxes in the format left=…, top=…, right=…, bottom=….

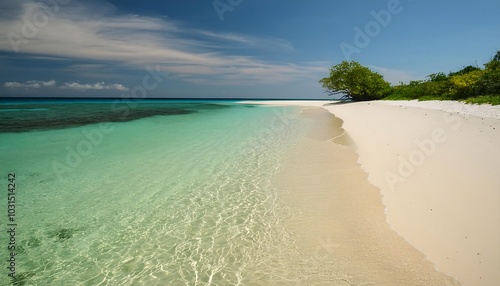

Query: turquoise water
left=0, top=100, right=317, bottom=285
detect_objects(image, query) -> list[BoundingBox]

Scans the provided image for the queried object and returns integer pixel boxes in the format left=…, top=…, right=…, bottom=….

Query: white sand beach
left=241, top=100, right=500, bottom=286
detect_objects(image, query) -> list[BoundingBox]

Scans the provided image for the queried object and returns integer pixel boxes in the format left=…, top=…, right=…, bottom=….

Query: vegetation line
left=319, top=51, right=500, bottom=105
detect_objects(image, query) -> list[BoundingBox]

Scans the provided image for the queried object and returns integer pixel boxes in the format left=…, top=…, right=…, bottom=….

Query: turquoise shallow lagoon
left=0, top=100, right=315, bottom=285
left=1, top=100, right=459, bottom=285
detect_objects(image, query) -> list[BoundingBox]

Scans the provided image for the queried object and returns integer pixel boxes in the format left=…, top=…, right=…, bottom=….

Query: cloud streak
left=4, top=80, right=129, bottom=91
left=0, top=0, right=324, bottom=85
left=4, top=80, right=56, bottom=88
left=60, top=82, right=129, bottom=91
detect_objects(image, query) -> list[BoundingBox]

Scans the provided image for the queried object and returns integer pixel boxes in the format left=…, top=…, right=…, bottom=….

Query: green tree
left=493, top=51, right=500, bottom=61
left=418, top=73, right=451, bottom=98
left=386, top=81, right=422, bottom=100
left=449, top=65, right=481, bottom=77
left=477, top=51, right=500, bottom=95
left=319, top=61, right=391, bottom=101
left=427, top=72, right=448, bottom=82
left=449, top=70, right=484, bottom=98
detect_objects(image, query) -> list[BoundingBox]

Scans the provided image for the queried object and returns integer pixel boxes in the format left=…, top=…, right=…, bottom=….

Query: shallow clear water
left=0, top=100, right=316, bottom=285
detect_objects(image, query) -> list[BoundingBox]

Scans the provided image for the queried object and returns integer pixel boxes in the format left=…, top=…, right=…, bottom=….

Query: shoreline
left=240, top=100, right=500, bottom=286
left=272, top=107, right=458, bottom=285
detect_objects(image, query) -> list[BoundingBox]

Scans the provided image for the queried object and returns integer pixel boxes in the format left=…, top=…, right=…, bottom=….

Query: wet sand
left=273, top=108, right=459, bottom=285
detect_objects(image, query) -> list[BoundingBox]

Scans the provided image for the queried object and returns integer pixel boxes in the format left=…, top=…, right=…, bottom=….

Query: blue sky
left=0, top=0, right=499, bottom=99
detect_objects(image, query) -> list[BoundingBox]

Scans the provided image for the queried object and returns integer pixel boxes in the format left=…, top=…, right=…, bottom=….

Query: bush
left=448, top=70, right=484, bottom=99
left=463, top=95, right=500, bottom=106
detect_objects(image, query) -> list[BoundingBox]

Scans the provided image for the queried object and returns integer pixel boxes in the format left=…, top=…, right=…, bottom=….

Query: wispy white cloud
left=4, top=80, right=128, bottom=91
left=0, top=0, right=323, bottom=85
left=24, top=55, right=69, bottom=61
left=60, top=82, right=128, bottom=91
left=196, top=30, right=297, bottom=52
left=4, top=80, right=56, bottom=88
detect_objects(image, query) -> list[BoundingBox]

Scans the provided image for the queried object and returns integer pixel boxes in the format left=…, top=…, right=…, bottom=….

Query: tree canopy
left=319, top=61, right=391, bottom=101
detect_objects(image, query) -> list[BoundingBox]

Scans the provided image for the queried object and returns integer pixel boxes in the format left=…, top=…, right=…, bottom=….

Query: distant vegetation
left=320, top=51, right=500, bottom=105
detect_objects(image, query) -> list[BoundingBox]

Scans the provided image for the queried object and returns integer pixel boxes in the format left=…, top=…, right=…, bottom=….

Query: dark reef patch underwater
left=0, top=101, right=232, bottom=133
